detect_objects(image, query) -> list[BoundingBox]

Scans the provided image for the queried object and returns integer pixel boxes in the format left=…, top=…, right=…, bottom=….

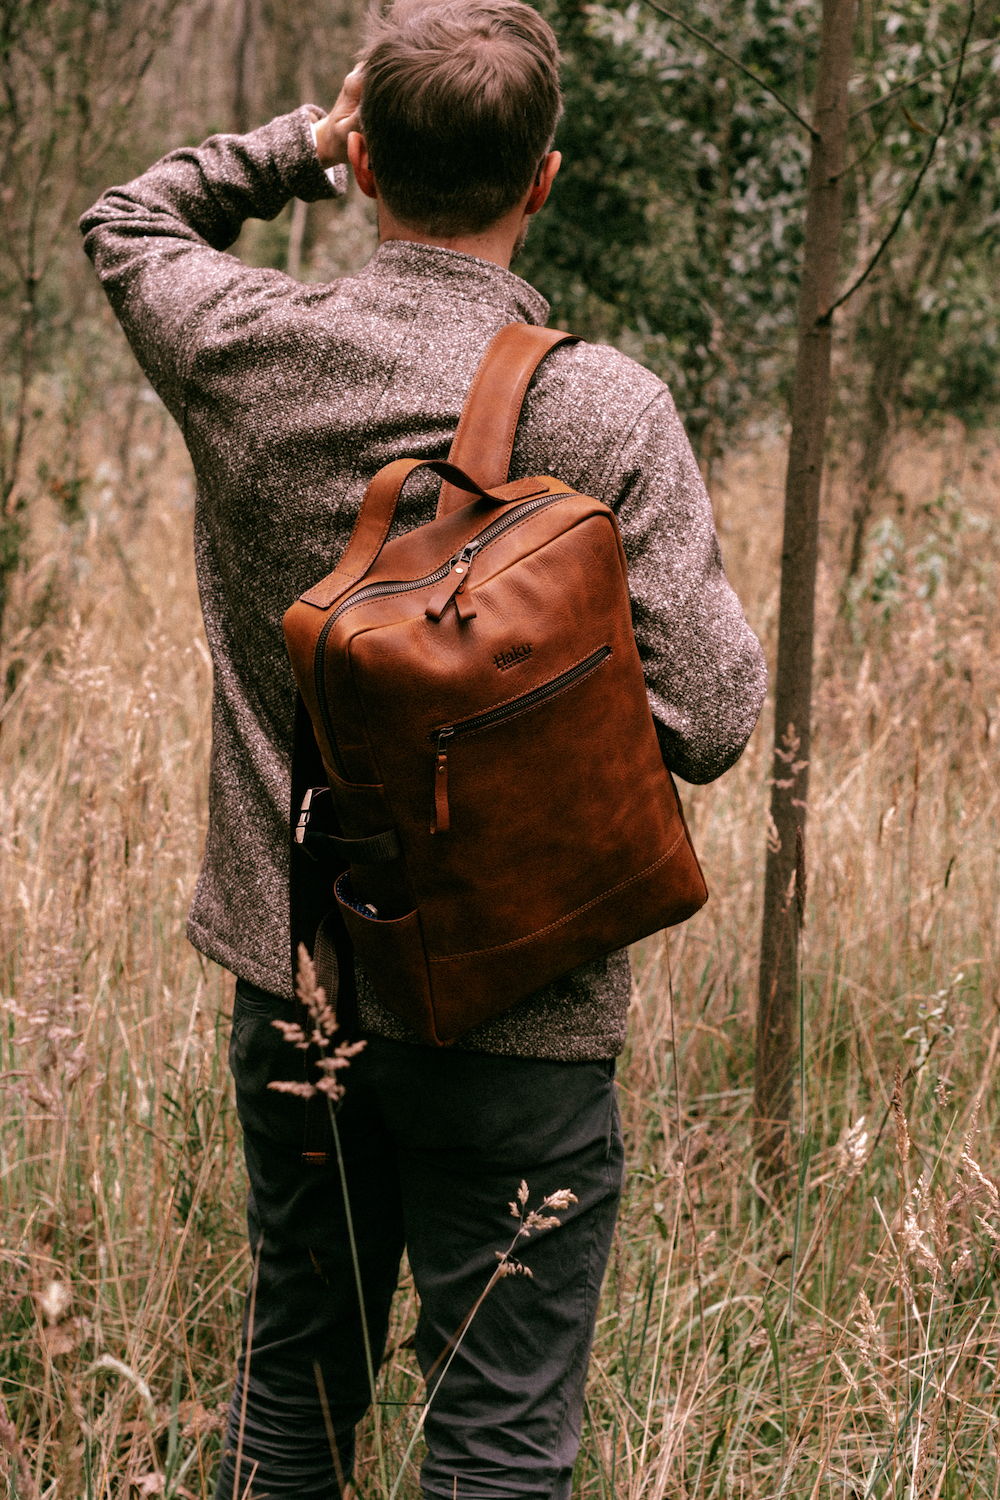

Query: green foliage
left=845, top=2, right=1000, bottom=446
left=844, top=482, right=995, bottom=626
left=520, top=0, right=817, bottom=458
left=519, top=0, right=1000, bottom=466
left=894, top=264, right=1000, bottom=426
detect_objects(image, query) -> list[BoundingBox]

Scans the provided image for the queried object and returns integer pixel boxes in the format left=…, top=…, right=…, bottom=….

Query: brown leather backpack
left=283, top=325, right=707, bottom=1047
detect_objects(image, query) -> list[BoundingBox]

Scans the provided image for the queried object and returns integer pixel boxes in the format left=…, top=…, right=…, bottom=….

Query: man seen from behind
left=80, top=2, right=766, bottom=1495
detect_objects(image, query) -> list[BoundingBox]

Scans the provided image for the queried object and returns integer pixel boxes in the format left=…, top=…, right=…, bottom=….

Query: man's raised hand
left=313, top=66, right=363, bottom=168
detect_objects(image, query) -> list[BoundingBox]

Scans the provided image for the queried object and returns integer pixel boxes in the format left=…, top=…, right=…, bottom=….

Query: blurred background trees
left=525, top=0, right=998, bottom=1156
left=522, top=0, right=1000, bottom=508
left=0, top=0, right=365, bottom=663
left=0, top=0, right=181, bottom=636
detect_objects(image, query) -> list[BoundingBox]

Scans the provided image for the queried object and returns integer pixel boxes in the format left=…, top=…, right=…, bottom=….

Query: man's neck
left=374, top=207, right=525, bottom=272
left=344, top=136, right=561, bottom=271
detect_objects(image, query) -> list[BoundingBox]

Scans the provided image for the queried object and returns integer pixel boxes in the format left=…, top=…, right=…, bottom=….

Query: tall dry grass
left=1, top=379, right=999, bottom=1498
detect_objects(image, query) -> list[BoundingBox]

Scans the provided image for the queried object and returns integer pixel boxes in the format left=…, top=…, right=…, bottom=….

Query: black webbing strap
left=313, top=914, right=340, bottom=1005
left=299, top=914, right=341, bottom=1166
left=289, top=693, right=358, bottom=1168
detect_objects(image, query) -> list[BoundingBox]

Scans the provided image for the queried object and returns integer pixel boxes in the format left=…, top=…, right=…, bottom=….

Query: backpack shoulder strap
left=436, top=323, right=579, bottom=518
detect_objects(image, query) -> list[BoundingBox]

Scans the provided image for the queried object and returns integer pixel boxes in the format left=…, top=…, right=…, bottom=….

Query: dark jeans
left=215, top=980, right=624, bottom=1500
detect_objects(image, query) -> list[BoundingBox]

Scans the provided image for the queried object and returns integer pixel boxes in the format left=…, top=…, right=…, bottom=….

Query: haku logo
left=494, top=643, right=532, bottom=671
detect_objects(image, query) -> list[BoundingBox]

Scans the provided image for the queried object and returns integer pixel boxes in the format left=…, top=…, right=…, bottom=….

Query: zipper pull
left=432, top=727, right=454, bottom=833
left=454, top=579, right=477, bottom=621
left=425, top=545, right=478, bottom=622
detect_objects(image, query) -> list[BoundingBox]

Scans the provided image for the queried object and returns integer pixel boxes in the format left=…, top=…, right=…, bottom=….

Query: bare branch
left=639, top=0, right=820, bottom=140
left=848, top=35, right=998, bottom=121
left=825, top=0, right=977, bottom=320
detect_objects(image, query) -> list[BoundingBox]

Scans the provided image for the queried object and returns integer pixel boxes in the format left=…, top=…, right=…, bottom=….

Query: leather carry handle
left=299, top=457, right=553, bottom=612
left=436, top=324, right=579, bottom=519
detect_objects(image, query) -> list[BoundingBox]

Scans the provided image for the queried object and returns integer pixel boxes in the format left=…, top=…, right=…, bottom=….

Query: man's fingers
left=312, top=66, right=364, bottom=166
left=328, top=67, right=363, bottom=129
left=338, top=66, right=364, bottom=109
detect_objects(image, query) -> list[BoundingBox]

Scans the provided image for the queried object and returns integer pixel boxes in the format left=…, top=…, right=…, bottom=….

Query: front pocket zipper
left=314, top=489, right=572, bottom=778
left=430, top=646, right=611, bottom=834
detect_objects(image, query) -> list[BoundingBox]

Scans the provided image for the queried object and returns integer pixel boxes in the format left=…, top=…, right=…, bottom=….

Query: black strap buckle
left=294, top=785, right=329, bottom=845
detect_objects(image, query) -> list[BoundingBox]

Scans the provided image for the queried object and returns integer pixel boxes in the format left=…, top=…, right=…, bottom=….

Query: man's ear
left=524, top=152, right=561, bottom=216
left=348, top=132, right=378, bottom=200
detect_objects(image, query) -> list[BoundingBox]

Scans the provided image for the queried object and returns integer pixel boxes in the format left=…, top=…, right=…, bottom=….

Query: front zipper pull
left=454, top=579, right=477, bottom=621
left=425, top=546, right=478, bottom=622
left=432, top=727, right=454, bottom=833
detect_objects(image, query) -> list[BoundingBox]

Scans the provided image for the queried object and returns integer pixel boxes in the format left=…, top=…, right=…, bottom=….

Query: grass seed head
left=271, top=1018, right=308, bottom=1049
left=960, top=1145, right=1000, bottom=1211
left=270, top=947, right=366, bottom=1101
left=266, top=1079, right=316, bottom=1098
left=902, top=1203, right=942, bottom=1281
left=854, top=1290, right=886, bottom=1366
left=38, top=1279, right=72, bottom=1325
left=836, top=1115, right=869, bottom=1180
left=542, top=1188, right=579, bottom=1211
left=891, top=1064, right=910, bottom=1163
left=932, top=1183, right=949, bottom=1263
left=524, top=1211, right=562, bottom=1232
left=500, top=1180, right=577, bottom=1273
left=495, top=1252, right=533, bottom=1278
left=294, top=942, right=338, bottom=1038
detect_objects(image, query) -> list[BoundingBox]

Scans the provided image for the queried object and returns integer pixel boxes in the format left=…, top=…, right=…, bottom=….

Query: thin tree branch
left=824, top=0, right=976, bottom=321
left=639, top=0, right=819, bottom=140
left=835, top=121, right=893, bottom=182
left=848, top=35, right=997, bottom=121
left=835, top=51, right=997, bottom=186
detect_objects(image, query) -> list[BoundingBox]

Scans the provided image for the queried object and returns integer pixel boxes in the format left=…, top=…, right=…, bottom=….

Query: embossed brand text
left=494, top=643, right=533, bottom=671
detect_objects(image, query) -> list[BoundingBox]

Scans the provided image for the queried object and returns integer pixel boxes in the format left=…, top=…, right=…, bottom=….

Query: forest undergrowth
left=1, top=377, right=999, bottom=1499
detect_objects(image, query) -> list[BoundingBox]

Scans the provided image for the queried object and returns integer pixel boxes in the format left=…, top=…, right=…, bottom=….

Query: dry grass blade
left=2, top=412, right=999, bottom=1497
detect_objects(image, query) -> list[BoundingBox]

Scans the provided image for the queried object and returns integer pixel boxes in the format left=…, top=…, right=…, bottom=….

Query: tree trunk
left=755, top=0, right=857, bottom=1169
left=232, top=0, right=255, bottom=133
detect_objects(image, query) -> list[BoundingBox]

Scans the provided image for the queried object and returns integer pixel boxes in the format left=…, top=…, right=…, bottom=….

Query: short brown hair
left=359, top=0, right=562, bottom=236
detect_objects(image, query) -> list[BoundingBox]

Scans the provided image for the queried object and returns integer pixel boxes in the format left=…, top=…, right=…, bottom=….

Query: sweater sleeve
left=608, top=388, right=767, bottom=784
left=79, top=107, right=346, bottom=421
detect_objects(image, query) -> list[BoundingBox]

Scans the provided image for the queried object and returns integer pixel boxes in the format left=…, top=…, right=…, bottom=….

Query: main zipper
left=313, top=490, right=571, bottom=775
left=430, top=646, right=611, bottom=833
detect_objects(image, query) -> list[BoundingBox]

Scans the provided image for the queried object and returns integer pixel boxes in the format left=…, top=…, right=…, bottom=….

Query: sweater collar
left=359, top=239, right=550, bottom=327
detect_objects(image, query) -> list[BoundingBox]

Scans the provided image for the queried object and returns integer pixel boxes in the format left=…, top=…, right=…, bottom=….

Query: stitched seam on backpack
left=428, top=829, right=692, bottom=963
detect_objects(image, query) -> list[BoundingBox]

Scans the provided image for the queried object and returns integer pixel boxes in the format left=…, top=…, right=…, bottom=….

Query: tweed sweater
left=80, top=105, right=766, bottom=1061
